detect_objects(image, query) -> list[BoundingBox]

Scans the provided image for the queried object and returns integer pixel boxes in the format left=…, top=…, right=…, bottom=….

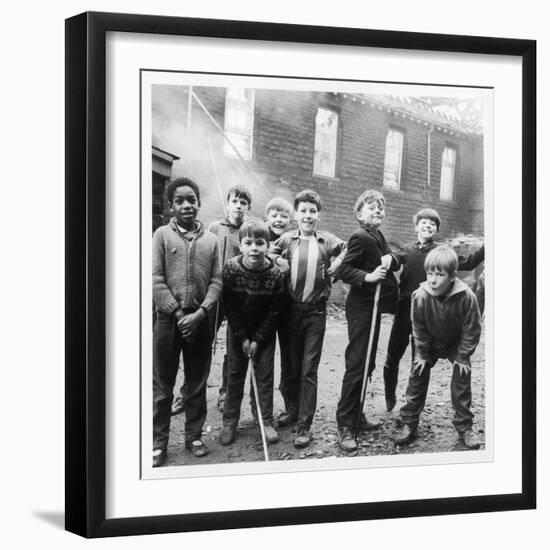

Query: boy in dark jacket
left=395, top=246, right=482, bottom=449
left=383, top=208, right=484, bottom=411
left=335, top=190, right=400, bottom=452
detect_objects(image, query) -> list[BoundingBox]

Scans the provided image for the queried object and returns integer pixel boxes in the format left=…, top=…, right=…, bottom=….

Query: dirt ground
left=165, top=304, right=485, bottom=466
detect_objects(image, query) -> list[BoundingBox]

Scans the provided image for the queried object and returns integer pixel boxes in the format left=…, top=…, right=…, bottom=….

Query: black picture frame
left=65, top=11, right=536, bottom=538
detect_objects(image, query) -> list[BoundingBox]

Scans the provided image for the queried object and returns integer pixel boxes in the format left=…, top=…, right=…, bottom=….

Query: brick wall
left=155, top=87, right=484, bottom=303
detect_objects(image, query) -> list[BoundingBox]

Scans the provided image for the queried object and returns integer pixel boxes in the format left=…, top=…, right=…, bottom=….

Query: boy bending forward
left=395, top=246, right=482, bottom=449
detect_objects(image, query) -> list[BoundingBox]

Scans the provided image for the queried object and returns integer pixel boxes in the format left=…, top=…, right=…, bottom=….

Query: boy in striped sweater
left=270, top=190, right=346, bottom=448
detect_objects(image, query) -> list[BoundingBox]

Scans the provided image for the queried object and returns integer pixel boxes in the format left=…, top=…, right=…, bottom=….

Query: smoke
left=152, top=84, right=290, bottom=226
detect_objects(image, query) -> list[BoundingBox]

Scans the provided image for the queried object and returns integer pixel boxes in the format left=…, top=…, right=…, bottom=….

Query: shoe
left=395, top=424, right=416, bottom=445
left=217, top=391, right=226, bottom=412
left=459, top=429, right=481, bottom=450
left=264, top=425, right=279, bottom=444
left=152, top=448, right=166, bottom=467
left=337, top=426, right=358, bottom=452
left=277, top=409, right=298, bottom=427
left=171, top=395, right=185, bottom=416
left=359, top=415, right=381, bottom=431
left=186, top=439, right=210, bottom=457
left=294, top=428, right=312, bottom=448
left=219, top=425, right=236, bottom=446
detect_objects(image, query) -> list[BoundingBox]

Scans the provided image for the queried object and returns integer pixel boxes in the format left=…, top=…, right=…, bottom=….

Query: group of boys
left=152, top=176, right=484, bottom=467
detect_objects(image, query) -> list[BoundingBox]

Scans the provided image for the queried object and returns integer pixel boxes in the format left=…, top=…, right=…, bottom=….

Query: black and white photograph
left=60, top=9, right=535, bottom=538
left=1, top=0, right=544, bottom=545
left=146, top=74, right=489, bottom=473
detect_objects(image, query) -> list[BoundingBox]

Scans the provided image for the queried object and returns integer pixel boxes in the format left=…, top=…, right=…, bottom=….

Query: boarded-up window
left=224, top=88, right=255, bottom=160
left=383, top=128, right=404, bottom=190
left=440, top=146, right=457, bottom=201
left=313, top=107, right=338, bottom=178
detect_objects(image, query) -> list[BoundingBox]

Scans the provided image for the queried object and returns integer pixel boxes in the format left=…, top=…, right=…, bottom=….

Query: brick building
left=152, top=85, right=484, bottom=301
left=154, top=86, right=483, bottom=245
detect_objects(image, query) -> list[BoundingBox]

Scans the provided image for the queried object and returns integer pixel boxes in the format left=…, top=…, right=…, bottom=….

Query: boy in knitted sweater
left=152, top=177, right=222, bottom=467
left=219, top=219, right=285, bottom=446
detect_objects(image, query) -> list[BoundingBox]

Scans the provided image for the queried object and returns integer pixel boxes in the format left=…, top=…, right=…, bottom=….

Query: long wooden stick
left=249, top=358, right=269, bottom=461
left=212, top=235, right=227, bottom=355
left=354, top=282, right=382, bottom=439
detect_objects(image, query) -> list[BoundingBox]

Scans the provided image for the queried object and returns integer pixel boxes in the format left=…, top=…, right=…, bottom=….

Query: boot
left=395, top=424, right=416, bottom=445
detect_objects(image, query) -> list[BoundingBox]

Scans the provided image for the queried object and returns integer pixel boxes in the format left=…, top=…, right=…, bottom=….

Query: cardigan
left=152, top=218, right=222, bottom=315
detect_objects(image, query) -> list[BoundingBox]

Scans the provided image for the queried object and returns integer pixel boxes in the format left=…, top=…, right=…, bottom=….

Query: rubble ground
left=165, top=305, right=485, bottom=466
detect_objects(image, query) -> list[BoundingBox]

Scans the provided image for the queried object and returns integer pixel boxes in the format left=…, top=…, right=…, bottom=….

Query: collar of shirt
left=416, top=240, right=435, bottom=250
left=360, top=223, right=381, bottom=238
left=289, top=229, right=325, bottom=242
left=221, top=217, right=241, bottom=229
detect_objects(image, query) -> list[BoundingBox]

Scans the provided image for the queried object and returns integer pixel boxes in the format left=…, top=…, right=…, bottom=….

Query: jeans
left=399, top=360, right=474, bottom=432
left=153, top=311, right=211, bottom=451
left=336, top=306, right=381, bottom=428
left=285, top=300, right=327, bottom=430
left=223, top=327, right=276, bottom=427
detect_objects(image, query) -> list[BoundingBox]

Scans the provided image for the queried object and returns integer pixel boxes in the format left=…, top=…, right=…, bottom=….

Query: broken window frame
left=223, top=88, right=255, bottom=160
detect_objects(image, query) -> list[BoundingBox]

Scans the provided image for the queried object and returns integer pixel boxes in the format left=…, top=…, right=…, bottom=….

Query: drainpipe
left=427, top=124, right=434, bottom=199
left=187, top=85, right=193, bottom=133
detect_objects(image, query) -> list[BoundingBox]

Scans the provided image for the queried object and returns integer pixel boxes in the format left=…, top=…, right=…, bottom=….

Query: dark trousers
left=250, top=313, right=292, bottom=416
left=386, top=297, right=413, bottom=367
left=384, top=297, right=414, bottom=396
left=336, top=306, right=381, bottom=428
left=223, top=327, right=276, bottom=427
left=399, top=360, right=474, bottom=432
left=285, top=300, right=327, bottom=430
left=275, top=307, right=293, bottom=411
left=153, top=312, right=212, bottom=451
left=177, top=300, right=226, bottom=399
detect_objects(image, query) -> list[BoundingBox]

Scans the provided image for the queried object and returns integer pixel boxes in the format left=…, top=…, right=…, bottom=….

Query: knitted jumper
left=152, top=218, right=222, bottom=315
left=222, top=256, right=285, bottom=345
